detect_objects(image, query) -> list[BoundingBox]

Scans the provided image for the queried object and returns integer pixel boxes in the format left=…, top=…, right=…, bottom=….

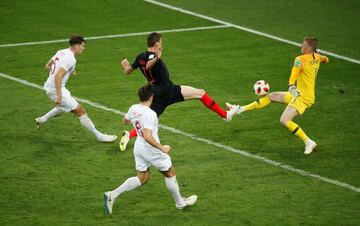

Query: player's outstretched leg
left=280, top=105, right=316, bottom=154
left=104, top=171, right=146, bottom=215
left=180, top=85, right=238, bottom=122
left=35, top=107, right=64, bottom=129
left=72, top=105, right=117, bottom=142
left=162, top=167, right=197, bottom=210
left=227, top=92, right=293, bottom=117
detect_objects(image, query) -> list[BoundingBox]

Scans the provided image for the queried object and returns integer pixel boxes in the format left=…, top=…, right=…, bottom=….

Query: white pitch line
left=0, top=25, right=229, bottom=48
left=1, top=72, right=359, bottom=193
left=144, top=0, right=360, bottom=65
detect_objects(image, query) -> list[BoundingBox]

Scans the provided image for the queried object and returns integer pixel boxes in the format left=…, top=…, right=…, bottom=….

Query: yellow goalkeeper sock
left=285, top=121, right=309, bottom=143
left=243, top=95, right=271, bottom=111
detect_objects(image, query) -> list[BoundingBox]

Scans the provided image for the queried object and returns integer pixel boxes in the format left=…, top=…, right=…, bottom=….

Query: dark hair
left=138, top=84, right=153, bottom=102
left=69, top=35, right=85, bottom=46
left=303, top=37, right=319, bottom=52
left=147, top=32, right=161, bottom=47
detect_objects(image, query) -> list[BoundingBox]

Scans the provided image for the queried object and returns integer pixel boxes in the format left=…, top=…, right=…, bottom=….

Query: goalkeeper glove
left=288, top=85, right=300, bottom=98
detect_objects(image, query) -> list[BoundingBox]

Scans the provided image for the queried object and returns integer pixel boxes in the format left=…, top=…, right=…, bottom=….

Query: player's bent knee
left=279, top=117, right=288, bottom=126
left=198, top=89, right=206, bottom=95
left=137, top=173, right=150, bottom=185
left=140, top=178, right=149, bottom=185
left=72, top=106, right=86, bottom=116
left=268, top=92, right=275, bottom=101
left=162, top=167, right=176, bottom=178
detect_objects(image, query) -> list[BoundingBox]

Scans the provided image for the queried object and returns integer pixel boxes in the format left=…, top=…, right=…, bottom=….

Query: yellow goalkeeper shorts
left=288, top=96, right=312, bottom=115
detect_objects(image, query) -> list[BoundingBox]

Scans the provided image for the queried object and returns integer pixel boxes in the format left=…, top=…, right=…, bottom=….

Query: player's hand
left=55, top=96, right=61, bottom=107
left=161, top=145, right=171, bottom=154
left=288, top=85, right=300, bottom=98
left=121, top=58, right=130, bottom=66
left=71, top=69, right=77, bottom=76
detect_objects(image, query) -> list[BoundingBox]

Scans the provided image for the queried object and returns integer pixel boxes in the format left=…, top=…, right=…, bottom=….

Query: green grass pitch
left=0, top=0, right=359, bottom=225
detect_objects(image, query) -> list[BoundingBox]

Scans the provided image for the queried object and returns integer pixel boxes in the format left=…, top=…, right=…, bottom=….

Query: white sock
left=164, top=176, right=185, bottom=206
left=110, top=177, right=141, bottom=199
left=78, top=114, right=102, bottom=138
left=38, top=107, right=63, bottom=123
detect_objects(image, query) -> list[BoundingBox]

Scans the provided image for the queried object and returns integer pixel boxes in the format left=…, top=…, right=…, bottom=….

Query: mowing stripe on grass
left=1, top=72, right=359, bottom=193
left=0, top=25, right=229, bottom=48
left=144, top=0, right=360, bottom=65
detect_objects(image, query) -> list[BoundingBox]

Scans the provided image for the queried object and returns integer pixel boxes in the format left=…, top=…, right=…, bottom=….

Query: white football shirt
left=125, top=104, right=160, bottom=149
left=44, top=48, right=76, bottom=92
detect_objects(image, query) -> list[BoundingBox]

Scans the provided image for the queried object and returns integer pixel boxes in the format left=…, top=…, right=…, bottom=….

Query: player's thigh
left=150, top=98, right=166, bottom=117
left=134, top=148, right=151, bottom=172
left=148, top=151, right=173, bottom=172
left=180, top=85, right=205, bottom=100
left=280, top=104, right=299, bottom=125
left=61, top=90, right=80, bottom=113
left=268, top=92, right=291, bottom=104
left=46, top=90, right=56, bottom=102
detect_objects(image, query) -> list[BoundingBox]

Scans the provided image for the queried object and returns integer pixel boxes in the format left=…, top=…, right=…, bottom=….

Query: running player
left=104, top=84, right=197, bottom=215
left=228, top=37, right=329, bottom=154
left=35, top=36, right=117, bottom=142
left=119, top=32, right=239, bottom=151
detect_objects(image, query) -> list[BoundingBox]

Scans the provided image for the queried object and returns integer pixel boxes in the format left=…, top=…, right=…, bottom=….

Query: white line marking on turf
left=144, top=0, right=360, bottom=65
left=0, top=25, right=230, bottom=48
left=1, top=72, right=359, bottom=193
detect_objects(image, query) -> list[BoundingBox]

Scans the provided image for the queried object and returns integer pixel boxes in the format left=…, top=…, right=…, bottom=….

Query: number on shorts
left=134, top=121, right=144, bottom=137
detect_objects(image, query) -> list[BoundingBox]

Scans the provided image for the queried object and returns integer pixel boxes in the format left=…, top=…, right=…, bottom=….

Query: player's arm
left=288, top=58, right=301, bottom=97
left=145, top=50, right=162, bottom=70
left=44, top=58, right=53, bottom=70
left=143, top=128, right=171, bottom=154
left=288, top=67, right=300, bottom=86
left=54, top=68, right=67, bottom=106
left=121, top=58, right=134, bottom=75
left=122, top=117, right=131, bottom=125
left=71, top=69, right=77, bottom=76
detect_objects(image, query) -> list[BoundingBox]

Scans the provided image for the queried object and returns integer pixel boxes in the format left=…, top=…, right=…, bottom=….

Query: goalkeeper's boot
left=304, top=139, right=317, bottom=155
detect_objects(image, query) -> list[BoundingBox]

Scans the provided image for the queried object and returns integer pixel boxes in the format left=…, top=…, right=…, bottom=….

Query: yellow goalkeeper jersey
left=289, top=53, right=329, bottom=104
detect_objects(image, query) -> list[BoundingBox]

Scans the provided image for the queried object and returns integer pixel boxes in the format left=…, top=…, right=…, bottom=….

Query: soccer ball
left=253, top=80, right=270, bottom=96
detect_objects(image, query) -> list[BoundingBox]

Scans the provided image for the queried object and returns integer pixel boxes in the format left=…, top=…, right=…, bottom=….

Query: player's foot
left=119, top=131, right=130, bottom=151
left=176, top=195, right=198, bottom=210
left=35, top=117, right=43, bottom=130
left=225, top=104, right=240, bottom=122
left=104, top=191, right=114, bottom=215
left=225, top=102, right=244, bottom=115
left=97, top=134, right=117, bottom=143
left=304, top=139, right=317, bottom=155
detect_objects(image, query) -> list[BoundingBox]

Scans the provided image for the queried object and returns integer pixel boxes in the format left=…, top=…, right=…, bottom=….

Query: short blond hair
left=303, top=37, right=319, bottom=52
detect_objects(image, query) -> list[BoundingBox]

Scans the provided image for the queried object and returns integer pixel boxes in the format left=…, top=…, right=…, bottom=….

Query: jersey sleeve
left=125, top=112, right=131, bottom=121
left=131, top=55, right=140, bottom=69
left=59, top=55, right=76, bottom=71
left=293, top=57, right=302, bottom=68
left=143, top=112, right=156, bottom=130
left=288, top=57, right=301, bottom=85
left=125, top=106, right=133, bottom=120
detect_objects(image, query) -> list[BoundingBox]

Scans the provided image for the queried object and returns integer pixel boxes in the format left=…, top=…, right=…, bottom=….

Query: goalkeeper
left=228, top=37, right=329, bottom=154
